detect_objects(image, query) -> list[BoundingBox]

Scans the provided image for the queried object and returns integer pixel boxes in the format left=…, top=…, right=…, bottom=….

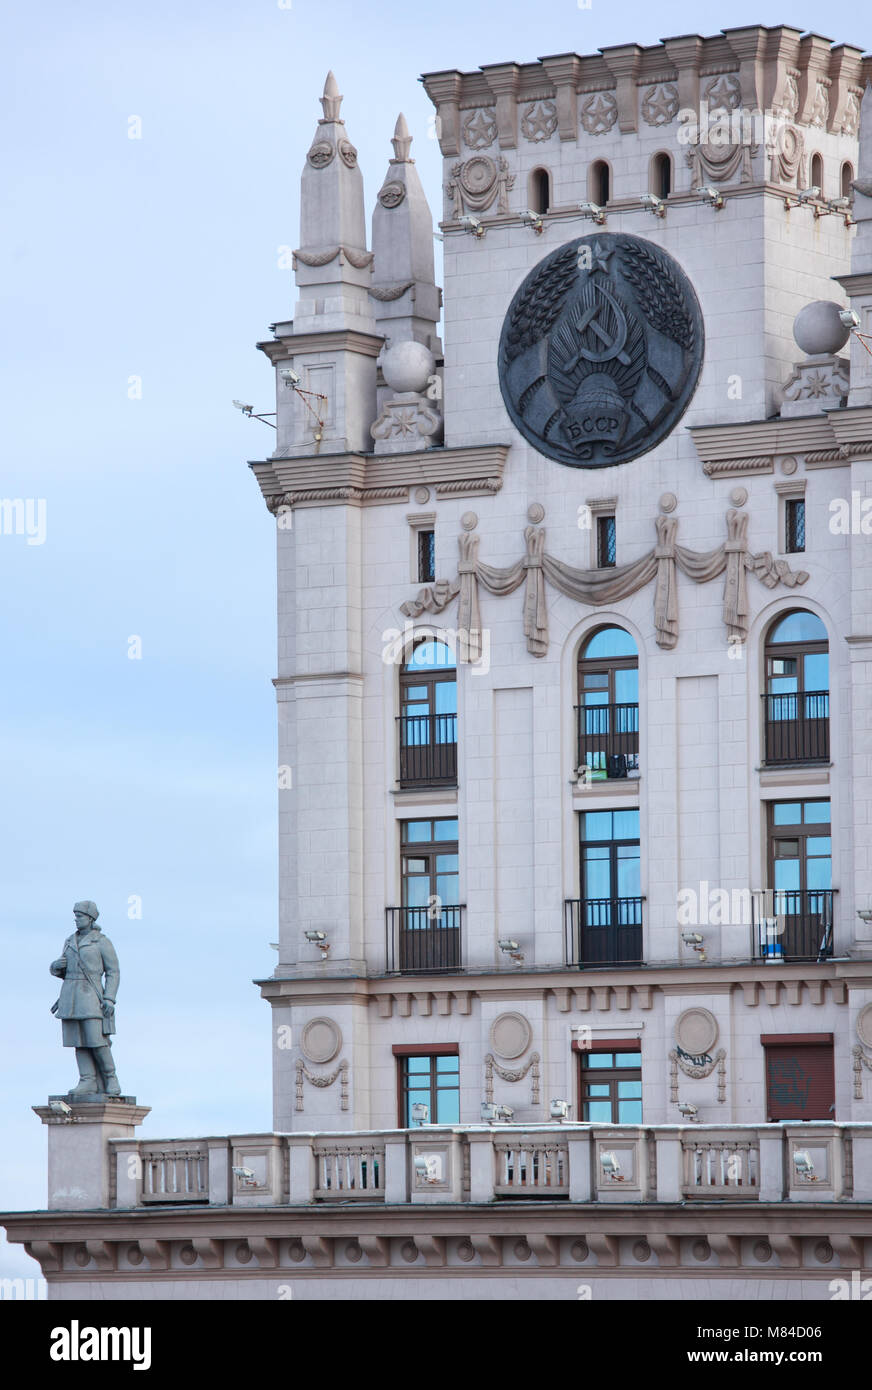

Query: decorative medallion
left=703, top=73, right=742, bottom=114
left=490, top=1011, right=533, bottom=1060
left=414, top=487, right=431, bottom=504
left=73, top=1245, right=90, bottom=1267
left=527, top=502, right=545, bottom=523
left=179, top=1244, right=197, bottom=1266
left=235, top=1242, right=253, bottom=1264
left=514, top=1239, right=533, bottom=1261
left=300, top=1016, right=342, bottom=1063
left=770, top=124, right=805, bottom=189
left=658, top=491, right=677, bottom=513
left=729, top=486, right=748, bottom=507
left=857, top=1003, right=872, bottom=1049
left=498, top=232, right=704, bottom=469
left=521, top=99, right=558, bottom=142
left=570, top=1240, right=589, bottom=1261
left=288, top=1240, right=306, bottom=1262
left=463, top=108, right=498, bottom=150
left=378, top=180, right=406, bottom=208
left=307, top=141, right=335, bottom=169
left=457, top=1239, right=475, bottom=1262
left=400, top=1239, right=419, bottom=1263
left=641, top=83, right=679, bottom=127
left=633, top=1240, right=652, bottom=1262
left=461, top=155, right=497, bottom=199
left=779, top=456, right=798, bottom=475
left=580, top=91, right=618, bottom=136
left=815, top=1241, right=834, bottom=1263
left=127, top=1244, right=144, bottom=1266
left=338, top=138, right=358, bottom=167
left=692, top=1239, right=711, bottom=1261
left=344, top=1240, right=363, bottom=1263
left=460, top=510, right=478, bottom=530
left=753, top=1241, right=772, bottom=1262
left=675, top=1007, right=719, bottom=1055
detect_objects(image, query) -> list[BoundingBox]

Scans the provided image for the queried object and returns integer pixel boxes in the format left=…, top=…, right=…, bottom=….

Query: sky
left=1, top=0, right=870, bottom=1284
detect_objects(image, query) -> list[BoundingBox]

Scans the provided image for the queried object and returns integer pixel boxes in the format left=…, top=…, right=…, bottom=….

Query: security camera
left=700, top=186, right=725, bottom=209
left=840, top=309, right=861, bottom=329
left=600, top=1150, right=621, bottom=1177
left=520, top=209, right=544, bottom=233
left=305, top=930, right=326, bottom=942
left=412, top=1156, right=429, bottom=1176
left=678, top=1102, right=698, bottom=1120
left=279, top=367, right=300, bottom=386
left=550, top=1099, right=571, bottom=1121
left=578, top=200, right=606, bottom=225
left=49, top=1098, right=72, bottom=1117
left=460, top=215, right=485, bottom=238
left=411, top=1102, right=430, bottom=1124
left=793, top=1149, right=815, bottom=1177
left=232, top=400, right=253, bottom=414
left=481, top=1102, right=499, bottom=1121
left=797, top=186, right=821, bottom=202
left=495, top=1104, right=514, bottom=1121
left=232, top=1166, right=257, bottom=1186
left=682, top=932, right=703, bottom=945
left=498, top=939, right=519, bottom=953
left=640, top=193, right=666, bottom=217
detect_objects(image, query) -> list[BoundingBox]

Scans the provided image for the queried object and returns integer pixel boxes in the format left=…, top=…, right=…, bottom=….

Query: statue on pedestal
left=50, top=901, right=122, bottom=1098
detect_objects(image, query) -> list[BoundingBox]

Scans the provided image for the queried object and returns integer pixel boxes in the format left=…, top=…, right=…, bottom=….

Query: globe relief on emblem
left=498, top=233, right=704, bottom=469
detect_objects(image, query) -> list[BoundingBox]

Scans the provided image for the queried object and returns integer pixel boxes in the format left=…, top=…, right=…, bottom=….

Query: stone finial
left=391, top=113, right=413, bottom=163
left=320, top=70, right=343, bottom=123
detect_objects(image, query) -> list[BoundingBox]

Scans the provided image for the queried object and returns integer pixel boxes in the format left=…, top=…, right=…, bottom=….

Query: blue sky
left=1, top=0, right=870, bottom=1282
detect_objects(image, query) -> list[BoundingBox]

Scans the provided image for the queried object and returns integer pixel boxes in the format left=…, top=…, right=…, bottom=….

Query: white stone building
left=6, top=25, right=872, bottom=1299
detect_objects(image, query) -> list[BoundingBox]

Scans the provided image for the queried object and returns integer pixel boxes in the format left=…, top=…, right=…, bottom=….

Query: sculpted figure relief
left=50, top=900, right=122, bottom=1098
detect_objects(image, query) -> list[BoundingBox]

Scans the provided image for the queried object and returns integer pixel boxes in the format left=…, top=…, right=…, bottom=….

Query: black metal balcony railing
left=564, top=897, right=644, bottom=968
left=762, top=691, right=829, bottom=765
left=385, top=905, right=464, bottom=973
left=575, top=703, right=639, bottom=779
left=752, top=889, right=834, bottom=963
left=397, top=714, right=457, bottom=787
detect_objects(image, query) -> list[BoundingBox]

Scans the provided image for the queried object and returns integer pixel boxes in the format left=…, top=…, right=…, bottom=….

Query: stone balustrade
left=109, top=1122, right=872, bottom=1209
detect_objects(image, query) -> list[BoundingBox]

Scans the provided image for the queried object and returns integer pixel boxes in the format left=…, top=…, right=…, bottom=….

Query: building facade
left=6, top=25, right=872, bottom=1299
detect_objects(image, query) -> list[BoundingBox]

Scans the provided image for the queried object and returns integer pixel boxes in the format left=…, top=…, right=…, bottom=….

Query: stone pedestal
left=34, top=1099, right=150, bottom=1210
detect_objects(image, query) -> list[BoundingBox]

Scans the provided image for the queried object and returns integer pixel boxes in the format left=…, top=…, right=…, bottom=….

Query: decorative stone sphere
left=793, top=300, right=850, bottom=356
left=381, top=340, right=435, bottom=394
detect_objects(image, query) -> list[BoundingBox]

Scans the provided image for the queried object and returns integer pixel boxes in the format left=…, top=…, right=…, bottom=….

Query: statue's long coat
left=51, top=928, right=119, bottom=1033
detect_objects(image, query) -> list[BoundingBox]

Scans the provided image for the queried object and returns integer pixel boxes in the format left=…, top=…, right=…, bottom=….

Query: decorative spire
left=320, top=71, right=343, bottom=124
left=391, top=113, right=413, bottom=163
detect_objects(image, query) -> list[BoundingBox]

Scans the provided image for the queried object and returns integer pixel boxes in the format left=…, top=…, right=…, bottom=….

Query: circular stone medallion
left=498, top=233, right=704, bottom=469
left=675, top=1007, right=719, bottom=1055
left=490, top=1011, right=532, bottom=1060
left=300, top=1016, right=342, bottom=1064
left=857, top=1003, right=872, bottom=1049
left=460, top=155, right=497, bottom=197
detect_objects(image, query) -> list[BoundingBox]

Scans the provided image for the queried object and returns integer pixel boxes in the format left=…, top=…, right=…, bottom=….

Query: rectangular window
left=785, top=498, right=805, bottom=553
left=396, top=819, right=461, bottom=970
left=762, top=1035, right=834, bottom=1121
left=575, top=809, right=642, bottom=965
left=397, top=1050, right=460, bottom=1126
left=596, top=515, right=616, bottom=568
left=417, top=529, right=435, bottom=583
left=579, top=1048, right=642, bottom=1123
left=763, top=800, right=833, bottom=961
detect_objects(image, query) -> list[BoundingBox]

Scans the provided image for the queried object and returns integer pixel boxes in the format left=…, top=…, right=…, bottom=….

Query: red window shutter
left=764, top=1043, right=835, bottom=1121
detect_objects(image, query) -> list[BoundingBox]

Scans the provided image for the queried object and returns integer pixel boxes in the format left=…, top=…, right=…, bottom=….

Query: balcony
left=752, top=889, right=834, bottom=963
left=397, top=713, right=457, bottom=788
left=106, top=1123, right=870, bottom=1209
left=762, top=691, right=829, bottom=765
left=385, top=905, right=464, bottom=973
left=564, top=897, right=643, bottom=967
left=575, top=702, right=639, bottom=780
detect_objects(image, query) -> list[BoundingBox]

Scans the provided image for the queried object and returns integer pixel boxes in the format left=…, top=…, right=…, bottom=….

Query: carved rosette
left=338, top=138, right=358, bottom=167
left=378, top=180, right=406, bottom=208
left=780, top=357, right=849, bottom=415
left=580, top=91, right=618, bottom=136
left=371, top=396, right=443, bottom=452
left=307, top=140, right=335, bottom=169
left=641, top=82, right=679, bottom=127
left=769, top=123, right=805, bottom=189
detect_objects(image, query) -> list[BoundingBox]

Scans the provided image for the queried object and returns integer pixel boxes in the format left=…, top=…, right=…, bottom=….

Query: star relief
left=588, top=239, right=614, bottom=275
left=464, top=109, right=497, bottom=149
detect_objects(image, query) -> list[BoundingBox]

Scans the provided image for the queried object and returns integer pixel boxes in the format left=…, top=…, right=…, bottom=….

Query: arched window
left=530, top=167, right=551, bottom=214
left=841, top=161, right=854, bottom=201
left=651, top=152, right=671, bottom=200
left=577, top=626, right=639, bottom=780
left=399, top=639, right=457, bottom=787
left=810, top=153, right=823, bottom=195
left=763, top=610, right=829, bottom=765
left=590, top=159, right=610, bottom=206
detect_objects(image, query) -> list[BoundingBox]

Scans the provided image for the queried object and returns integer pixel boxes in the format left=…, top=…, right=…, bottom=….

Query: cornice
left=250, top=444, right=510, bottom=511
left=686, top=409, right=872, bottom=476
left=257, top=330, right=384, bottom=364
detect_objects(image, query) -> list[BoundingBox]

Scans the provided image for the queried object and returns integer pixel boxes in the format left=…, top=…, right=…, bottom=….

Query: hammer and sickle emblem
left=563, top=284, right=633, bottom=370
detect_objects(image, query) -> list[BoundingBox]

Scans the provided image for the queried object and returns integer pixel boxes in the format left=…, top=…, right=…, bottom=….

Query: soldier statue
left=50, top=901, right=122, bottom=1098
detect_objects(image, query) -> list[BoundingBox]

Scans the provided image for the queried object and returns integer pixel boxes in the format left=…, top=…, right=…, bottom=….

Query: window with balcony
left=398, top=638, right=457, bottom=787
left=762, top=610, right=829, bottom=765
left=576, top=625, right=639, bottom=780
left=396, top=1048, right=460, bottom=1126
left=565, top=808, right=642, bottom=966
left=754, top=799, right=833, bottom=962
left=386, top=818, right=462, bottom=972
left=578, top=1046, right=642, bottom=1123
